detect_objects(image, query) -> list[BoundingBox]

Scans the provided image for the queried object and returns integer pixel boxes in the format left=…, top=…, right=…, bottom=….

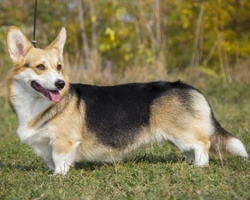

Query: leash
left=32, top=0, right=38, bottom=47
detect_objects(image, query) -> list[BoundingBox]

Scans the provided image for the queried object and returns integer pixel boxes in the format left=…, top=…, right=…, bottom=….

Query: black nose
left=55, top=79, right=65, bottom=90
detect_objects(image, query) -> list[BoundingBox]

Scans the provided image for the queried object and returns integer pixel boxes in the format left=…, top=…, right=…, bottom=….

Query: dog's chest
left=17, top=122, right=55, bottom=145
left=10, top=81, right=55, bottom=142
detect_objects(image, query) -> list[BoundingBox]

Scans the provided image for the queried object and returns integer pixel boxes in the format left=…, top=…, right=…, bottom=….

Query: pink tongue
left=49, top=91, right=61, bottom=103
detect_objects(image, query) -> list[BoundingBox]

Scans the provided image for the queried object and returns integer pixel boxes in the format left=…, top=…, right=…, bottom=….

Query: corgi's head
left=7, top=26, right=68, bottom=103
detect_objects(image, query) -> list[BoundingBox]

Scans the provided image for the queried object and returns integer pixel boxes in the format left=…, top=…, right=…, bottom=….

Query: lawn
left=0, top=81, right=250, bottom=200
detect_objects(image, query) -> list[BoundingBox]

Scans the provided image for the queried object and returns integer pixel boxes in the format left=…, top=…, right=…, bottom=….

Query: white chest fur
left=11, top=80, right=55, bottom=143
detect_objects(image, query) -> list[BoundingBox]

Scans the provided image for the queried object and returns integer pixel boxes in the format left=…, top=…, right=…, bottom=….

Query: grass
left=0, top=79, right=250, bottom=200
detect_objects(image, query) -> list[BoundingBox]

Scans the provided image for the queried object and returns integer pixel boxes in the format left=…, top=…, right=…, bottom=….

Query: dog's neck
left=8, top=79, right=55, bottom=141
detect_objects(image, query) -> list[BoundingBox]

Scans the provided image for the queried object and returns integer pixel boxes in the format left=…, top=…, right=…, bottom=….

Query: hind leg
left=185, top=145, right=209, bottom=166
left=185, top=150, right=195, bottom=164
left=168, top=134, right=210, bottom=166
left=193, top=141, right=210, bottom=166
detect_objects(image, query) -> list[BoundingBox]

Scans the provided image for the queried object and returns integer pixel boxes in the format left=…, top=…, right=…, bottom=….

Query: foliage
left=1, top=0, right=250, bottom=81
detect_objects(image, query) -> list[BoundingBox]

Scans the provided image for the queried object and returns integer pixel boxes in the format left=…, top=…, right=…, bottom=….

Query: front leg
left=32, top=143, right=55, bottom=171
left=52, top=141, right=80, bottom=175
left=52, top=151, right=75, bottom=175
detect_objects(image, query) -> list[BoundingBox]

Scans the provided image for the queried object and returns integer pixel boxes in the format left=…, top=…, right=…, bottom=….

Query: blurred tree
left=1, top=0, right=250, bottom=82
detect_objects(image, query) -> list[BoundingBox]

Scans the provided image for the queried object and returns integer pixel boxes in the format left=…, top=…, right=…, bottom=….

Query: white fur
left=11, top=81, right=56, bottom=169
left=228, top=138, right=249, bottom=158
left=191, top=91, right=215, bottom=137
left=53, top=142, right=80, bottom=175
left=7, top=28, right=31, bottom=64
left=185, top=147, right=209, bottom=166
left=35, top=69, right=64, bottom=91
left=12, top=81, right=52, bottom=141
left=193, top=145, right=209, bottom=166
left=185, top=150, right=195, bottom=164
left=32, top=141, right=55, bottom=171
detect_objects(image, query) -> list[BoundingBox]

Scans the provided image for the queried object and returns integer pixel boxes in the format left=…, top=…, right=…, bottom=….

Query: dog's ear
left=47, top=27, right=66, bottom=56
left=6, top=26, right=33, bottom=64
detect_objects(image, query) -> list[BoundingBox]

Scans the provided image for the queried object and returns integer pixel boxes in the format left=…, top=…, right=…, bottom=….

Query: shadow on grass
left=0, top=160, right=46, bottom=172
left=74, top=152, right=182, bottom=171
left=1, top=164, right=42, bottom=171
left=0, top=152, right=182, bottom=173
left=2, top=155, right=248, bottom=174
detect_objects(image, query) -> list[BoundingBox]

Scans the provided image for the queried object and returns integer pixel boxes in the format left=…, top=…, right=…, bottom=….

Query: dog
left=6, top=26, right=248, bottom=175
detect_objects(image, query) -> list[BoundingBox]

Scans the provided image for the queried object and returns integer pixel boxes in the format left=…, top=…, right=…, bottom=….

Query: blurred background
left=1, top=0, right=250, bottom=89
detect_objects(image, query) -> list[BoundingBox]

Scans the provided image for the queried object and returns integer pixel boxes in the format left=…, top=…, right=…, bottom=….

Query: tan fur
left=150, top=96, right=189, bottom=133
left=52, top=96, right=83, bottom=153
left=150, top=95, right=213, bottom=139
left=209, top=132, right=231, bottom=156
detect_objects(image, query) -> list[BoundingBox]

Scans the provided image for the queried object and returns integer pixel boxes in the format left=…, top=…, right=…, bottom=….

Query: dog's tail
left=209, top=115, right=248, bottom=159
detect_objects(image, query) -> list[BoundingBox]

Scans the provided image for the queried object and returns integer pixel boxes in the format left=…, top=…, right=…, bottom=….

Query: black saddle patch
left=70, top=81, right=194, bottom=149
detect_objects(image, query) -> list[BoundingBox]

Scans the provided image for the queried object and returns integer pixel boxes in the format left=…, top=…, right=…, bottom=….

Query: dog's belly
left=75, top=127, right=166, bottom=162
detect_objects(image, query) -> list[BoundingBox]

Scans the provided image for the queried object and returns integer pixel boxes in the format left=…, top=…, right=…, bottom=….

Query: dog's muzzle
left=31, top=80, right=64, bottom=103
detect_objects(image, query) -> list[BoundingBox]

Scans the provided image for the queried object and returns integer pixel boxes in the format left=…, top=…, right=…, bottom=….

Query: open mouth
left=31, top=81, right=61, bottom=103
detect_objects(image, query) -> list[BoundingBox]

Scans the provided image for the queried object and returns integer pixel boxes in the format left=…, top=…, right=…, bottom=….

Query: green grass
left=0, top=81, right=250, bottom=200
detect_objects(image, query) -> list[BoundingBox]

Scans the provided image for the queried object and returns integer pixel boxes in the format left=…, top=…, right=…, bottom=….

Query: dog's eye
left=36, top=64, right=45, bottom=70
left=57, top=64, right=62, bottom=71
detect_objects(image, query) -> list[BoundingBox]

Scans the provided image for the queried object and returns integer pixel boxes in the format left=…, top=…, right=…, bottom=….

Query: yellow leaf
left=91, top=15, right=96, bottom=23
left=110, top=32, right=115, bottom=42
left=105, top=27, right=112, bottom=35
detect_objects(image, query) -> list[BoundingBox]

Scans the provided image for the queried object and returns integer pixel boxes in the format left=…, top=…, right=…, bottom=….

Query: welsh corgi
left=6, top=26, right=248, bottom=175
